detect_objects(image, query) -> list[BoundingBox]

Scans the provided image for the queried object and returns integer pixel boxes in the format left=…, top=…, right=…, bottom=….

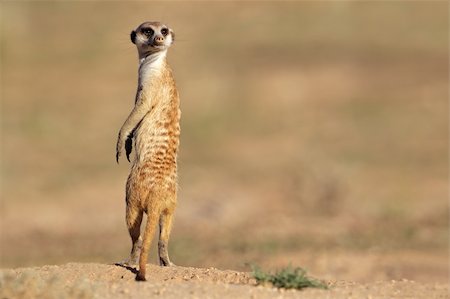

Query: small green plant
left=251, top=265, right=328, bottom=290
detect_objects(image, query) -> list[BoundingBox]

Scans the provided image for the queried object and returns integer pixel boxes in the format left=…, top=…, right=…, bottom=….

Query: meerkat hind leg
left=120, top=205, right=143, bottom=267
left=159, top=209, right=175, bottom=267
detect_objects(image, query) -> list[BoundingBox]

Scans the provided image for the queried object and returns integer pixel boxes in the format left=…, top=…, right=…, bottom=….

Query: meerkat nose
left=155, top=36, right=164, bottom=42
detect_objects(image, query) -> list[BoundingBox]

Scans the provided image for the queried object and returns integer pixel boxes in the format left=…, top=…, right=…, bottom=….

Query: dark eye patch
left=161, top=28, right=169, bottom=36
left=141, top=28, right=154, bottom=36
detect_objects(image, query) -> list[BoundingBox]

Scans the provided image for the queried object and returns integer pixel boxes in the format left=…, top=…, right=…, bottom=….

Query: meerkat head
left=130, top=21, right=175, bottom=59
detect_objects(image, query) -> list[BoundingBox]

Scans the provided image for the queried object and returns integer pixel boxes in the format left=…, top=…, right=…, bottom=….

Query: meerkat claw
left=125, top=136, right=133, bottom=163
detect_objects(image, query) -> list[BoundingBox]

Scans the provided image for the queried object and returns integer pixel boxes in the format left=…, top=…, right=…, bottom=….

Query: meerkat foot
left=159, top=258, right=175, bottom=267
left=116, top=258, right=138, bottom=268
left=158, top=240, right=175, bottom=267
left=161, top=260, right=175, bottom=267
left=118, top=237, right=142, bottom=268
left=129, top=239, right=142, bottom=265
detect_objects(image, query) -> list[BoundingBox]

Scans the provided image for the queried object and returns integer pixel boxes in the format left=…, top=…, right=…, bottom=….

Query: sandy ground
left=0, top=263, right=448, bottom=299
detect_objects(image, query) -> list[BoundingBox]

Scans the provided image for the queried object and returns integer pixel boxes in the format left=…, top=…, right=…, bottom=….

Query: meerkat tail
left=136, top=208, right=160, bottom=281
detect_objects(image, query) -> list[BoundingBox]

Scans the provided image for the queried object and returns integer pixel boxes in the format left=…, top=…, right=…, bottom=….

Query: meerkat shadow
left=114, top=262, right=139, bottom=275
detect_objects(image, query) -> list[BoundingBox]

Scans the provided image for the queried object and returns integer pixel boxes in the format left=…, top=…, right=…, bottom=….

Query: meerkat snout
left=154, top=36, right=165, bottom=44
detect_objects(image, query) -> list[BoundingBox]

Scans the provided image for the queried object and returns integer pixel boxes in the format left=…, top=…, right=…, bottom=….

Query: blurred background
left=1, top=1, right=448, bottom=283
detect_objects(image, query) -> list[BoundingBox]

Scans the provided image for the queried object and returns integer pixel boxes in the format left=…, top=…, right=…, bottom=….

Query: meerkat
left=116, top=21, right=180, bottom=281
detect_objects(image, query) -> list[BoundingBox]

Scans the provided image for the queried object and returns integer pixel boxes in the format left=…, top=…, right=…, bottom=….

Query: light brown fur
left=116, top=22, right=180, bottom=281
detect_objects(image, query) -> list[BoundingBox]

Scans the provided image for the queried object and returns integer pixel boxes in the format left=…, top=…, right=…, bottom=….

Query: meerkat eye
left=142, top=28, right=154, bottom=36
left=161, top=28, right=169, bottom=36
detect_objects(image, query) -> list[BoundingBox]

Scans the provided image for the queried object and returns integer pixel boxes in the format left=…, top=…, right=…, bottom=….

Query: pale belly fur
left=130, top=105, right=180, bottom=197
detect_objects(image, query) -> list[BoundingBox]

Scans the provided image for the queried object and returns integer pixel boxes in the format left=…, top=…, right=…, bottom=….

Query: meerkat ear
left=171, top=31, right=175, bottom=43
left=130, top=30, right=136, bottom=44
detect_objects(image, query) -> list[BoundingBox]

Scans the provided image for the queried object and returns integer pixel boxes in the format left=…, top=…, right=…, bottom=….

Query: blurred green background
left=1, top=1, right=448, bottom=282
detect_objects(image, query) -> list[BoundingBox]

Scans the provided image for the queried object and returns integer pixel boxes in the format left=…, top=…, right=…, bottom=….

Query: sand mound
left=1, top=263, right=447, bottom=299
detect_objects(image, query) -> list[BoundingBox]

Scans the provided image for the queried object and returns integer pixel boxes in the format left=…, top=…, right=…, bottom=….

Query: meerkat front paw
left=125, top=135, right=133, bottom=162
left=116, top=132, right=133, bottom=163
